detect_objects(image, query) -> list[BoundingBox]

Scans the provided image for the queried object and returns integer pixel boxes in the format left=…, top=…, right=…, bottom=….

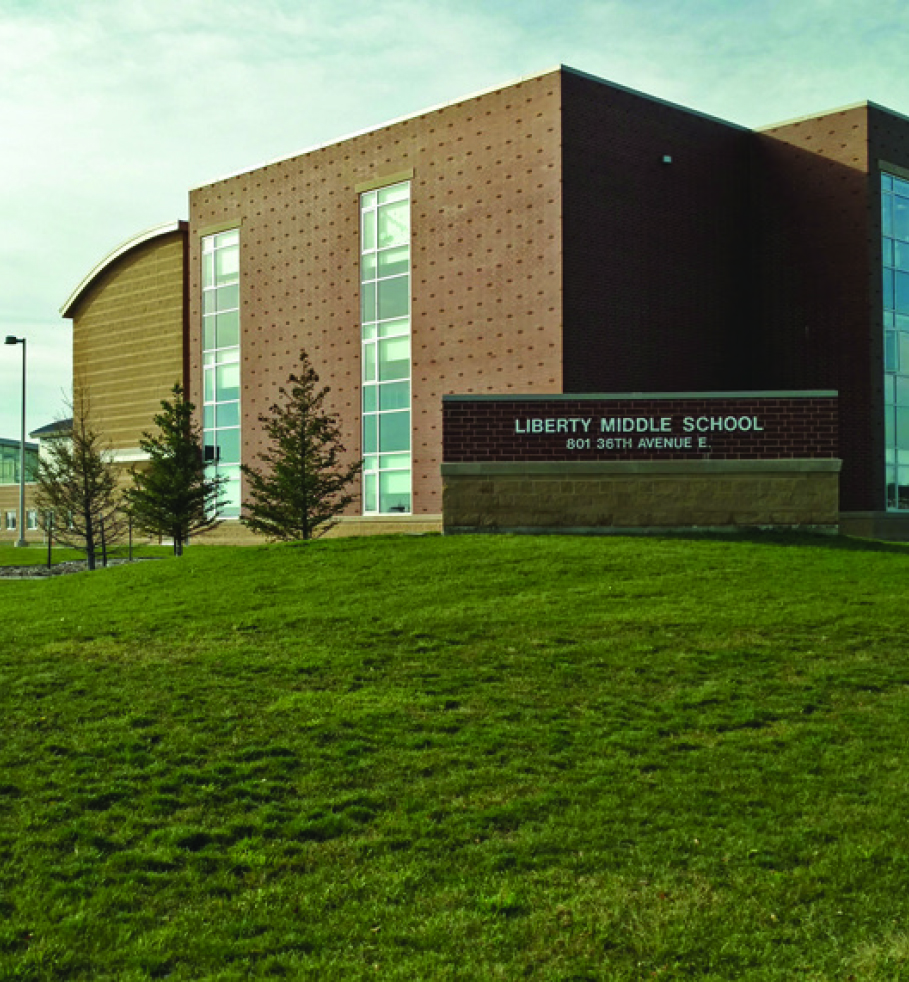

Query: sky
left=3, top=0, right=909, bottom=439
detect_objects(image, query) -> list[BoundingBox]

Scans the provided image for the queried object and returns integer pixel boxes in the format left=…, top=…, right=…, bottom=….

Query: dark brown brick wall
left=188, top=74, right=564, bottom=517
left=752, top=107, right=874, bottom=510
left=561, top=71, right=754, bottom=393
left=444, top=395, right=838, bottom=462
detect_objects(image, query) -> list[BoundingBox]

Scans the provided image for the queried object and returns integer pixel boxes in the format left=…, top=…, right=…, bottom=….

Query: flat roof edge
left=60, top=220, right=187, bottom=318
left=559, top=66, right=748, bottom=131
left=443, top=390, right=839, bottom=402
left=756, top=101, right=871, bottom=132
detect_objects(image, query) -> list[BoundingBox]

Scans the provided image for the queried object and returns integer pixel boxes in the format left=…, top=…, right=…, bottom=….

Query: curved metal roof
left=60, top=220, right=186, bottom=318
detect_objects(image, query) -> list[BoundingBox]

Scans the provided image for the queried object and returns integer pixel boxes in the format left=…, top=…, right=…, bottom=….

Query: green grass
left=0, top=541, right=173, bottom=567
left=2, top=532, right=909, bottom=980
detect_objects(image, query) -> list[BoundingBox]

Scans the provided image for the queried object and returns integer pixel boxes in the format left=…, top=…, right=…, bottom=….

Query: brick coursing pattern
left=443, top=395, right=839, bottom=463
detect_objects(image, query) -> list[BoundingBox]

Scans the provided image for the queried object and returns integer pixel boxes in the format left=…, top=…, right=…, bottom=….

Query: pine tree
left=125, top=383, right=225, bottom=556
left=241, top=352, right=361, bottom=541
left=33, top=395, right=124, bottom=571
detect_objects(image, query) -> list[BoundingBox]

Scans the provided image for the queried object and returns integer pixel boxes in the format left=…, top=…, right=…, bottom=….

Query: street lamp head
left=4, top=336, right=22, bottom=345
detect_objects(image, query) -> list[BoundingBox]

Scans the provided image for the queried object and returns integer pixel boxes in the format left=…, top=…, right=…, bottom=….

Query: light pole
left=4, top=335, right=27, bottom=548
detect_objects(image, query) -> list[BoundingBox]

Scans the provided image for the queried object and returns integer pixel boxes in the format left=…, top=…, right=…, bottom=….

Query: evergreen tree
left=33, top=395, right=124, bottom=571
left=125, top=383, right=225, bottom=556
left=241, top=352, right=361, bottom=541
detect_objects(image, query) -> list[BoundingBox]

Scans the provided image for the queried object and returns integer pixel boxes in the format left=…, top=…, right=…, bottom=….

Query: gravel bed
left=0, top=558, right=156, bottom=579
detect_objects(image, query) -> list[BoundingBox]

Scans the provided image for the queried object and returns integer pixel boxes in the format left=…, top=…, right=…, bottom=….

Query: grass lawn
left=2, top=532, right=909, bottom=980
left=0, top=542, right=173, bottom=568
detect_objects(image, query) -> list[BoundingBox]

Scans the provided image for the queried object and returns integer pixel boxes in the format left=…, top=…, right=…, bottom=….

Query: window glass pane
left=897, top=376, right=909, bottom=406
left=216, top=230, right=239, bottom=249
left=362, top=209, right=376, bottom=252
left=217, top=402, right=240, bottom=428
left=203, top=351, right=216, bottom=366
left=896, top=271, right=909, bottom=313
left=217, top=310, right=240, bottom=349
left=361, top=282, right=376, bottom=323
left=364, top=472, right=377, bottom=512
left=216, top=246, right=239, bottom=283
left=363, top=384, right=377, bottom=412
left=378, top=317, right=410, bottom=338
left=885, top=375, right=895, bottom=406
left=378, top=411, right=410, bottom=453
left=363, top=414, right=377, bottom=454
left=216, top=363, right=240, bottom=402
left=884, top=239, right=894, bottom=268
left=377, top=201, right=409, bottom=248
left=204, top=406, right=215, bottom=430
left=896, top=177, right=909, bottom=198
left=203, top=290, right=216, bottom=315
left=204, top=368, right=215, bottom=403
left=203, top=317, right=217, bottom=351
left=361, top=190, right=377, bottom=209
left=363, top=343, right=376, bottom=382
left=887, top=467, right=898, bottom=508
left=217, top=347, right=240, bottom=364
left=899, top=466, right=909, bottom=510
left=363, top=455, right=378, bottom=471
left=361, top=253, right=376, bottom=282
left=884, top=269, right=894, bottom=311
left=885, top=332, right=897, bottom=372
left=899, top=333, right=909, bottom=374
left=378, top=337, right=410, bottom=381
left=221, top=476, right=241, bottom=518
left=378, top=246, right=409, bottom=277
left=897, top=407, right=909, bottom=450
left=378, top=184, right=409, bottom=205
left=896, top=242, right=909, bottom=272
left=202, top=253, right=215, bottom=289
left=378, top=276, right=409, bottom=320
left=379, top=469, right=411, bottom=513
left=379, top=380, right=409, bottom=410
left=362, top=322, right=376, bottom=341
left=216, top=428, right=241, bottom=464
left=895, top=197, right=909, bottom=242
left=379, top=453, right=409, bottom=470
left=217, top=284, right=239, bottom=312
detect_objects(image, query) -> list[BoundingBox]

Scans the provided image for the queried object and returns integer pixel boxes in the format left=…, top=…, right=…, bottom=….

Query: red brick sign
left=443, top=393, right=838, bottom=462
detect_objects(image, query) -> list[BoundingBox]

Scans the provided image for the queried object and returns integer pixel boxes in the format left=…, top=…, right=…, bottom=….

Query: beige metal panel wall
left=69, top=232, right=186, bottom=452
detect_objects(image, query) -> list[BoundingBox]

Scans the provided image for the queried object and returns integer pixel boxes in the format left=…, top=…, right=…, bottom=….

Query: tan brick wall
left=0, top=484, right=43, bottom=544
left=69, top=232, right=186, bottom=453
left=442, top=460, right=841, bottom=532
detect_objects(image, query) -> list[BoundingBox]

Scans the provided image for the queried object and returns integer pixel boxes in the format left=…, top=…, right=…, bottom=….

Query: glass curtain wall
left=202, top=230, right=241, bottom=517
left=360, top=183, right=412, bottom=514
left=881, top=173, right=909, bottom=510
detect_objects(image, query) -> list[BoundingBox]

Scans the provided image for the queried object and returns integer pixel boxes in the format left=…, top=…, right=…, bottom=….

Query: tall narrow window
left=882, top=173, right=909, bottom=510
left=202, top=230, right=241, bottom=517
left=361, top=183, right=411, bottom=514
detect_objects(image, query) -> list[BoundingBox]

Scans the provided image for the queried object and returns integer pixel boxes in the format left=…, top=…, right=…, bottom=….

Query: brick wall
left=561, top=71, right=754, bottom=393
left=188, top=72, right=564, bottom=518
left=443, top=393, right=839, bottom=463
